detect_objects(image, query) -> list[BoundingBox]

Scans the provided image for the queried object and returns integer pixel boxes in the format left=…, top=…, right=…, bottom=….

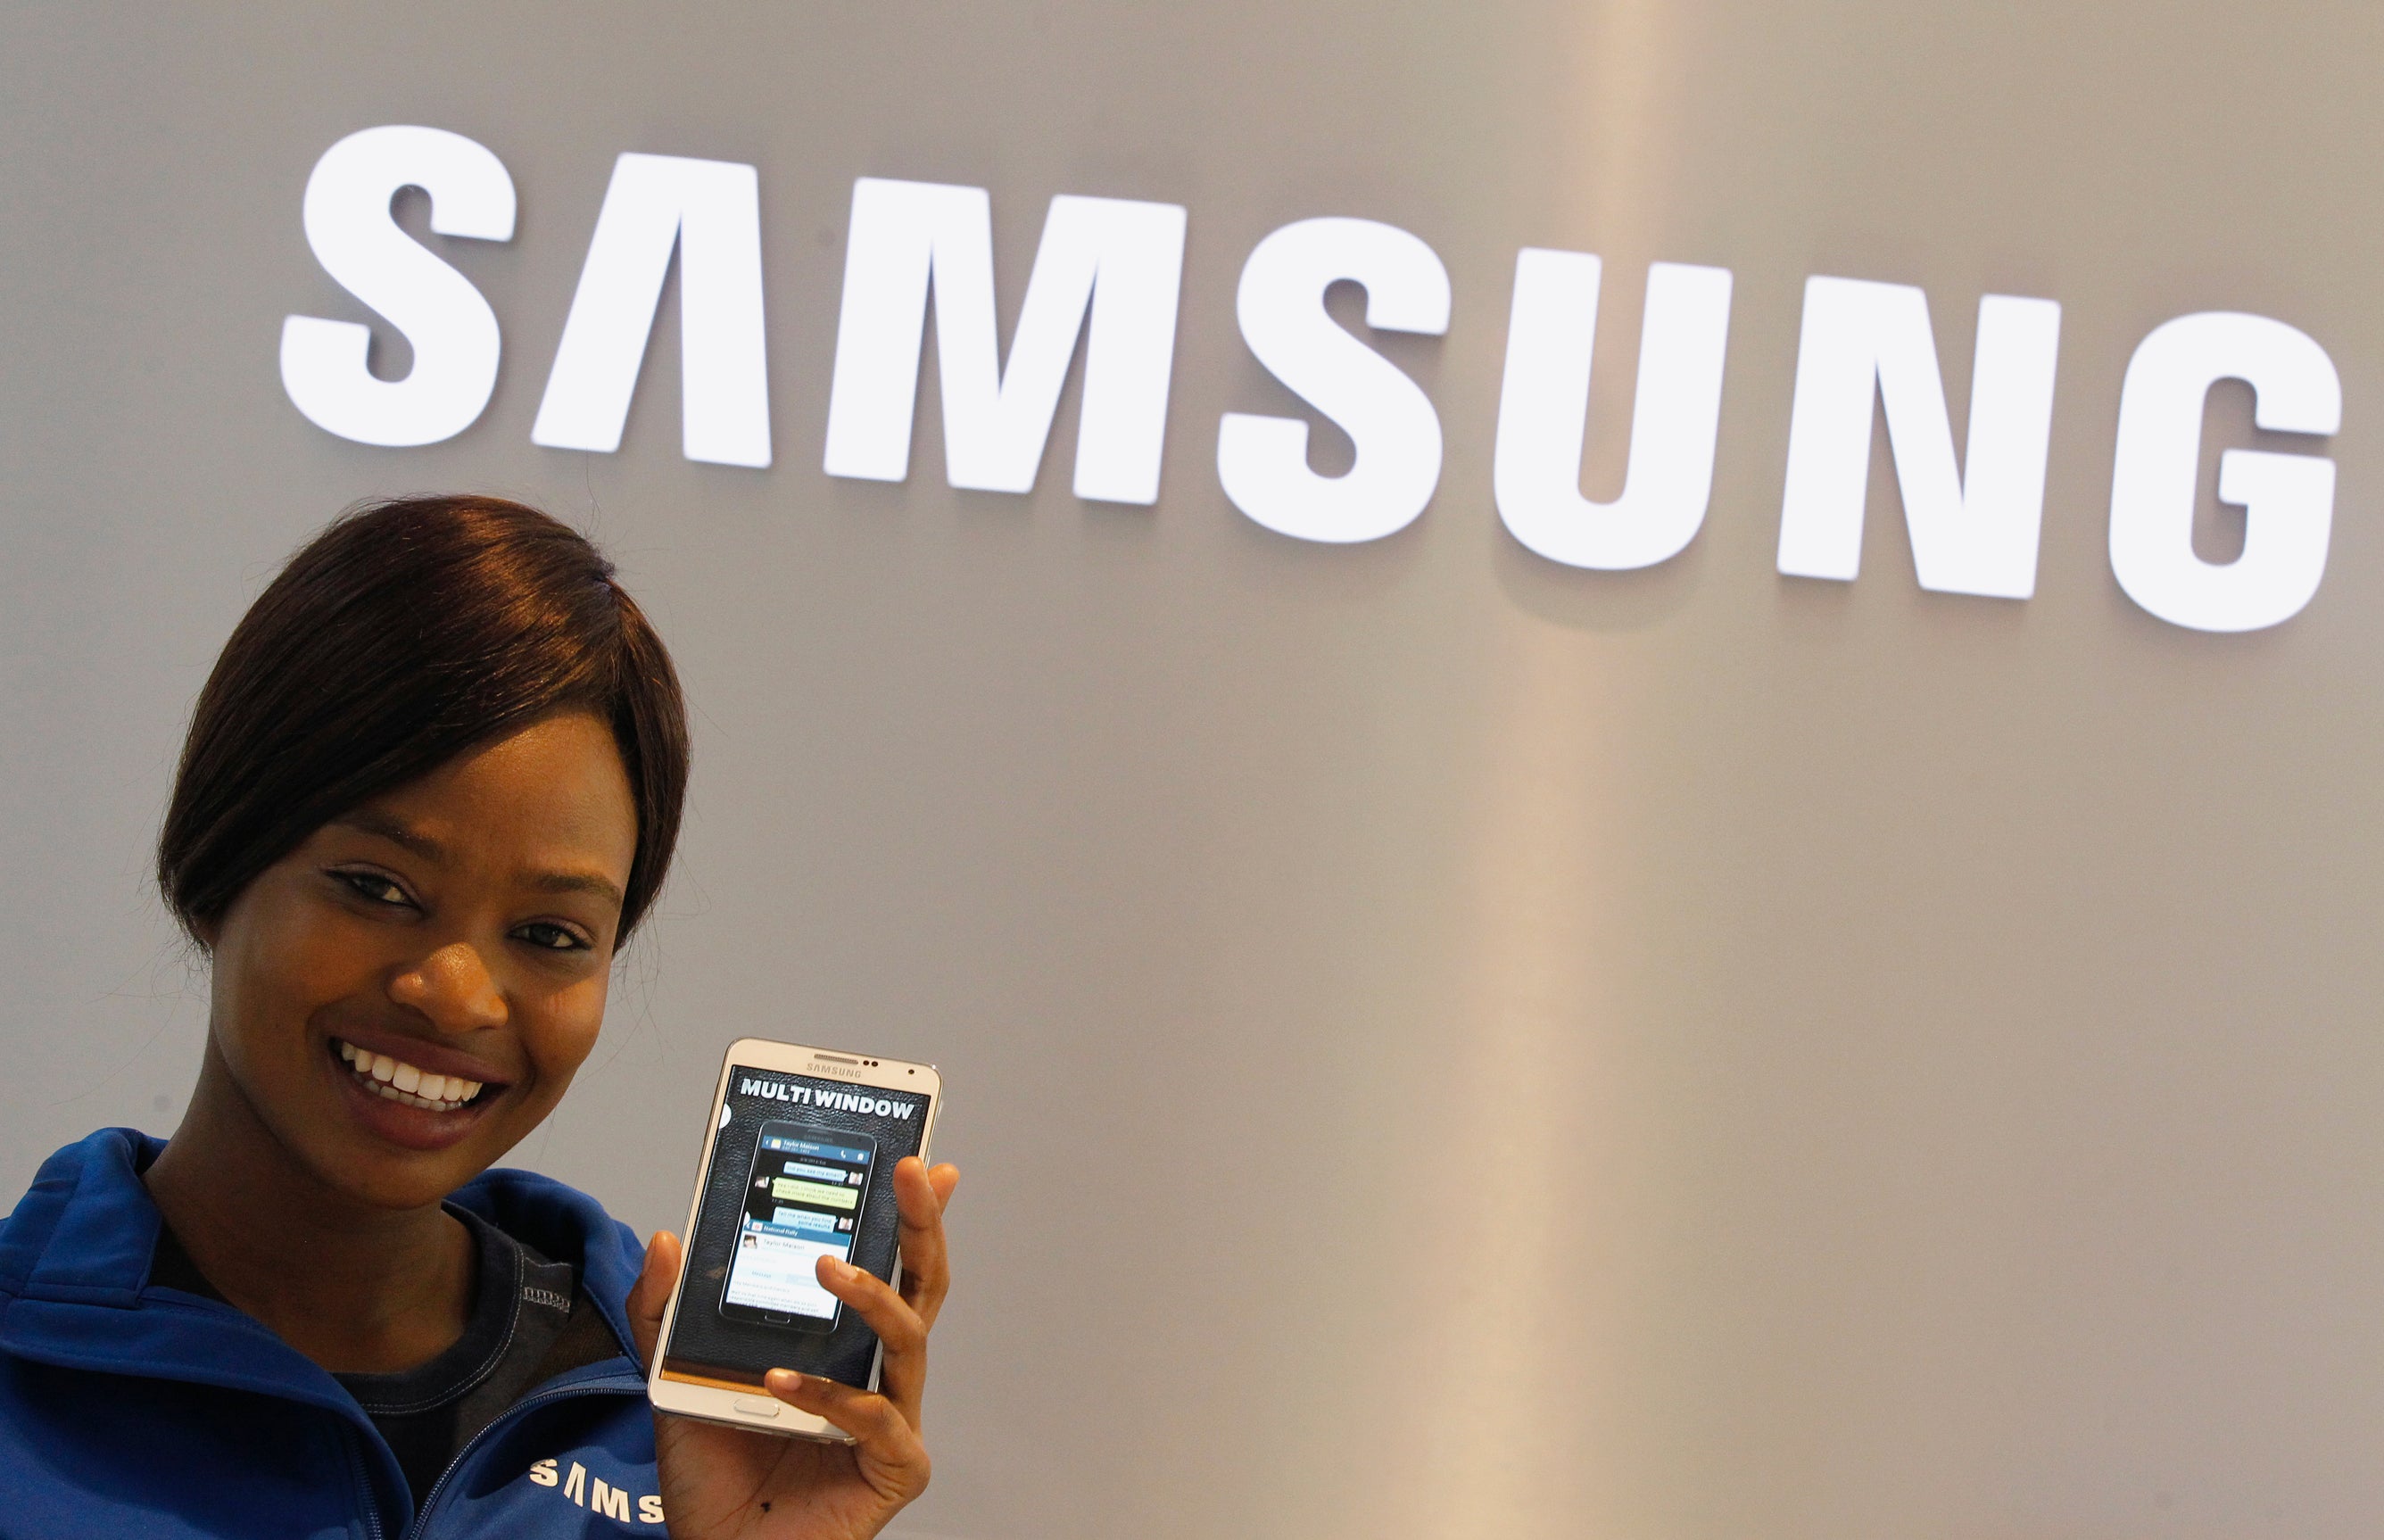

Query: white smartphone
left=648, top=1038, right=942, bottom=1441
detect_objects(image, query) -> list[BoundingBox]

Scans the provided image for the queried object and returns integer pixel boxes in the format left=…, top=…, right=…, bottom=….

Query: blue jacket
left=0, top=1129, right=666, bottom=1537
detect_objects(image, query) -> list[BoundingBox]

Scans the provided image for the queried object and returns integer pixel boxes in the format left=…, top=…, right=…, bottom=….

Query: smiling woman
left=0, top=497, right=959, bottom=1540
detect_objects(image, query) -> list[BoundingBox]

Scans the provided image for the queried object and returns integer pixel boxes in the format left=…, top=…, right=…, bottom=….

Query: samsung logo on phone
left=737, top=1075, right=919, bottom=1120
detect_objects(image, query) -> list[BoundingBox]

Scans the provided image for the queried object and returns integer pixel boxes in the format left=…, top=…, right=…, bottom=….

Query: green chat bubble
left=771, top=1177, right=858, bottom=1209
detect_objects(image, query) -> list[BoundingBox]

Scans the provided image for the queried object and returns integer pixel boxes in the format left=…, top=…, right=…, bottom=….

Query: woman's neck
left=144, top=1045, right=475, bottom=1375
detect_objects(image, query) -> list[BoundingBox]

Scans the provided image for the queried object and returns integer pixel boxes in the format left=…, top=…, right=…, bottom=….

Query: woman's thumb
left=627, top=1230, right=683, bottom=1370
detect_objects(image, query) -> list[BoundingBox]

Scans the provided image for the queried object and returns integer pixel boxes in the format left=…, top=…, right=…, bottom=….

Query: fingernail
left=771, top=1368, right=805, bottom=1392
left=828, top=1259, right=858, bottom=1283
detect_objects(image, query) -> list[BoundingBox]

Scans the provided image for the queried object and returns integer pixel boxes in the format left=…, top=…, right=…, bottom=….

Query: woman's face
left=203, top=712, right=641, bottom=1212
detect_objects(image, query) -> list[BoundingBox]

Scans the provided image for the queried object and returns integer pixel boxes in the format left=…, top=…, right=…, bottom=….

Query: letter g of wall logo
left=527, top=1458, right=666, bottom=1528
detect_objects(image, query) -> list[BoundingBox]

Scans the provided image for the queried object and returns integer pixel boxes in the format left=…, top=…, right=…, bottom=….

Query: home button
left=733, top=1396, right=783, bottom=1418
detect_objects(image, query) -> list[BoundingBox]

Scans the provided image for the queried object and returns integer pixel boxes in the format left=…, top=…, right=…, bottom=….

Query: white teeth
left=335, top=1039, right=484, bottom=1110
left=365, top=1080, right=455, bottom=1111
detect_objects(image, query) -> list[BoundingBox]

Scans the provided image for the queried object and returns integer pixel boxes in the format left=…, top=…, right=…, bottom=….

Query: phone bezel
left=647, top=1038, right=942, bottom=1442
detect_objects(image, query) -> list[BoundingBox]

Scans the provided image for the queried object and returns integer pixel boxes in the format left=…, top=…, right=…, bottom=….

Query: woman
left=0, top=495, right=959, bottom=1538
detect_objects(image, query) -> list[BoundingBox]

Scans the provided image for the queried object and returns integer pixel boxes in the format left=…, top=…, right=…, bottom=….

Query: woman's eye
left=335, top=871, right=413, bottom=907
left=516, top=922, right=592, bottom=953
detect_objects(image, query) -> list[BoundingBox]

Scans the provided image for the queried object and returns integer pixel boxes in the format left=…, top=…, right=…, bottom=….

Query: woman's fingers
left=626, top=1230, right=682, bottom=1370
left=892, top=1157, right=960, bottom=1330
left=815, top=1253, right=931, bottom=1423
left=763, top=1368, right=931, bottom=1503
left=761, top=1367, right=917, bottom=1448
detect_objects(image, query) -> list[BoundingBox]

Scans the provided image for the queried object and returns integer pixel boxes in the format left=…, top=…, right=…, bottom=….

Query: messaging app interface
left=722, top=1122, right=876, bottom=1321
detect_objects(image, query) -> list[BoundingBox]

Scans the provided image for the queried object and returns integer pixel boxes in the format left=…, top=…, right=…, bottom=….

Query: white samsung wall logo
left=282, top=123, right=2345, bottom=635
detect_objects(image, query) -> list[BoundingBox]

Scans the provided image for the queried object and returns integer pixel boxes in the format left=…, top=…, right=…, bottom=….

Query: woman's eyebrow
left=531, top=868, right=625, bottom=909
left=329, top=810, right=447, bottom=862
left=332, top=811, right=623, bottom=909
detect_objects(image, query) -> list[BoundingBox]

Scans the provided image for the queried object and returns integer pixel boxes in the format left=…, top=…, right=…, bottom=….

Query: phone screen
left=719, top=1123, right=876, bottom=1329
left=661, top=1066, right=932, bottom=1390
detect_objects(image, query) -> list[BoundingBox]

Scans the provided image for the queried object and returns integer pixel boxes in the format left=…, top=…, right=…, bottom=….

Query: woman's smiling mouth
left=332, top=1038, right=491, bottom=1113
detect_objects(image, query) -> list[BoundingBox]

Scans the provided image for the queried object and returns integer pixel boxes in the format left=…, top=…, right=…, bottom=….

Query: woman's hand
left=626, top=1156, right=960, bottom=1540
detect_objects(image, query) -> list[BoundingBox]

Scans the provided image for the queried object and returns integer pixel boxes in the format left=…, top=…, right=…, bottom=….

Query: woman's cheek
left=220, top=890, right=347, bottom=1073
left=526, top=977, right=610, bottom=1081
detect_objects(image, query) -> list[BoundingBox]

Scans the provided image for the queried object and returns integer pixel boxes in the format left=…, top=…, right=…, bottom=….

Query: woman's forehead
left=343, top=716, right=637, bottom=880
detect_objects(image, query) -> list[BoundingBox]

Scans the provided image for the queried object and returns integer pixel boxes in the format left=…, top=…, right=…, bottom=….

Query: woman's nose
left=386, top=941, right=509, bottom=1033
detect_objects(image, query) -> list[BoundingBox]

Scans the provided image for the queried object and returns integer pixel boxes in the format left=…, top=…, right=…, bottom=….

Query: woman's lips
left=335, top=1037, right=485, bottom=1109
left=324, top=1035, right=508, bottom=1152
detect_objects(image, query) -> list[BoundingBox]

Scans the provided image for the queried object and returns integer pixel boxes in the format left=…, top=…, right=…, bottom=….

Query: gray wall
left=5, top=3, right=2381, bottom=1537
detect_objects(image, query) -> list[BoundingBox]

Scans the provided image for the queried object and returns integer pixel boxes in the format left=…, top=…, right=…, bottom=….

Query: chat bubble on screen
left=771, top=1177, right=859, bottom=1209
left=770, top=1207, right=844, bottom=1236
left=784, top=1163, right=850, bottom=1185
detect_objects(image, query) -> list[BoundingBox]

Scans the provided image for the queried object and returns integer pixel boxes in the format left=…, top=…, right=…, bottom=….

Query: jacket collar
left=0, top=1128, right=644, bottom=1390
left=0, top=1128, right=161, bottom=1308
left=443, top=1162, right=646, bottom=1362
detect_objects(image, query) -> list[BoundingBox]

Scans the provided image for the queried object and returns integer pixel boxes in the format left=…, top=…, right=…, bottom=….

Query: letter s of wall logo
left=283, top=124, right=2347, bottom=635
left=280, top=126, right=515, bottom=447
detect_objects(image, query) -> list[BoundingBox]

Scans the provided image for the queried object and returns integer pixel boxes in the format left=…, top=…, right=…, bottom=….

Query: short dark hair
left=158, top=495, right=690, bottom=942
